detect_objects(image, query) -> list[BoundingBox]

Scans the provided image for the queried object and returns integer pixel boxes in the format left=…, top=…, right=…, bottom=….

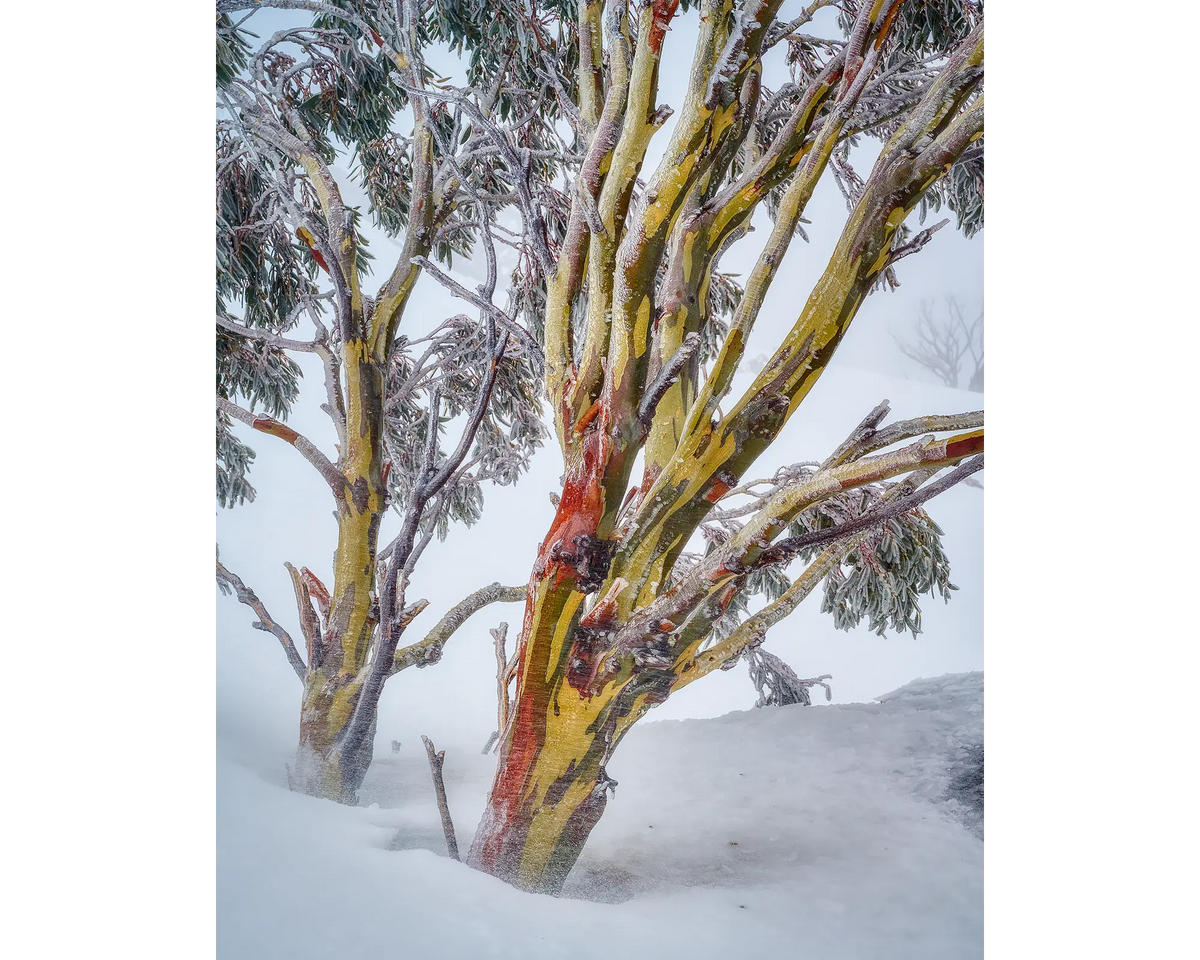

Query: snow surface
left=218, top=673, right=982, bottom=959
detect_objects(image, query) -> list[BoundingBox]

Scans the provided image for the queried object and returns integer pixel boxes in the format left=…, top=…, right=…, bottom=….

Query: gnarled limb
left=217, top=396, right=343, bottom=493
left=390, top=583, right=527, bottom=675
left=216, top=557, right=306, bottom=681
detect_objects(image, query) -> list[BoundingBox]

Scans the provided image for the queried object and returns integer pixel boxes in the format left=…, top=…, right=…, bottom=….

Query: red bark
left=648, top=0, right=680, bottom=54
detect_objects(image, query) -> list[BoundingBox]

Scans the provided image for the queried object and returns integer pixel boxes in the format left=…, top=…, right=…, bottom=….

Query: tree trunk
left=467, top=742, right=612, bottom=894
left=466, top=480, right=673, bottom=892
left=293, top=672, right=375, bottom=801
left=291, top=340, right=388, bottom=803
left=466, top=662, right=635, bottom=893
left=465, top=12, right=986, bottom=892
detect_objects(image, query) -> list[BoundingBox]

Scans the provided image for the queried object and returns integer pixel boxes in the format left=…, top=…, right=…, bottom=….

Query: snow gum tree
left=460, top=0, right=985, bottom=893
left=214, top=0, right=577, bottom=801
left=214, top=0, right=984, bottom=891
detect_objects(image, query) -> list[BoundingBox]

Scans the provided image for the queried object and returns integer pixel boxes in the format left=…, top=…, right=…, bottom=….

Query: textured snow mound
left=219, top=673, right=983, bottom=960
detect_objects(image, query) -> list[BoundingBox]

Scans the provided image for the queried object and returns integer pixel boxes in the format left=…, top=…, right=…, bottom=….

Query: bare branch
left=420, top=736, right=460, bottom=861
left=821, top=399, right=892, bottom=468
left=887, top=218, right=950, bottom=270
left=216, top=315, right=322, bottom=353
left=763, top=0, right=837, bottom=51
left=390, top=583, right=526, bottom=675
left=491, top=621, right=511, bottom=755
left=283, top=561, right=324, bottom=670
left=217, top=396, right=344, bottom=492
left=216, top=558, right=306, bottom=681
left=825, top=409, right=985, bottom=469
left=411, top=257, right=544, bottom=373
left=639, top=333, right=702, bottom=426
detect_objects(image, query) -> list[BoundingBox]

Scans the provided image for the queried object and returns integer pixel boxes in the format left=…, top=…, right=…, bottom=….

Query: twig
left=420, top=736, right=460, bottom=861
left=821, top=399, right=891, bottom=468
left=491, top=622, right=510, bottom=751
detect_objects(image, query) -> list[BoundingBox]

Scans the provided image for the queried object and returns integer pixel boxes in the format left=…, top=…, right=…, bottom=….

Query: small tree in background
left=894, top=296, right=984, bottom=391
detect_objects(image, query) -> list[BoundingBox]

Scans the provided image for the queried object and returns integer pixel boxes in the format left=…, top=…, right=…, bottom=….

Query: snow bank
left=218, top=673, right=982, bottom=959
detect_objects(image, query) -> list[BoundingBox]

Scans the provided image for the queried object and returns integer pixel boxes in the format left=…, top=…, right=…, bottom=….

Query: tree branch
left=755, top=455, right=984, bottom=567
left=638, top=333, right=701, bottom=426
left=676, top=450, right=982, bottom=694
left=611, top=430, right=985, bottom=658
left=390, top=583, right=527, bottom=675
left=217, top=396, right=344, bottom=493
left=488, top=621, right=511, bottom=755
left=216, top=558, right=306, bottom=681
left=216, top=314, right=321, bottom=353
left=411, top=257, right=544, bottom=373
left=823, top=409, right=985, bottom=469
left=283, top=561, right=324, bottom=671
left=420, top=736, right=460, bottom=861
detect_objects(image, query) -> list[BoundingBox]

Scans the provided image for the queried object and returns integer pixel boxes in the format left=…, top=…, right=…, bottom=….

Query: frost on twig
left=744, top=643, right=832, bottom=708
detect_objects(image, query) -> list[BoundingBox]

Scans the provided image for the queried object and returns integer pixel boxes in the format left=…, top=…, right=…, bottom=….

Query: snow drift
left=218, top=672, right=982, bottom=959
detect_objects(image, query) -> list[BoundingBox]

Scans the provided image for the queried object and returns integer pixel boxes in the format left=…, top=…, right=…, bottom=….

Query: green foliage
left=919, top=149, right=983, bottom=237
left=217, top=415, right=258, bottom=508
left=352, top=133, right=413, bottom=237
left=425, top=0, right=578, bottom=124
left=880, top=0, right=982, bottom=57
left=700, top=270, right=744, bottom=365
left=216, top=13, right=252, bottom=88
left=216, top=128, right=315, bottom=508
left=819, top=508, right=956, bottom=636
left=289, top=35, right=409, bottom=161
left=216, top=133, right=320, bottom=330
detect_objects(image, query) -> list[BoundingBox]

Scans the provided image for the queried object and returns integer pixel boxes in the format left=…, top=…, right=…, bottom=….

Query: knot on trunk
left=549, top=533, right=615, bottom=593
left=566, top=625, right=616, bottom=695
left=630, top=635, right=674, bottom=669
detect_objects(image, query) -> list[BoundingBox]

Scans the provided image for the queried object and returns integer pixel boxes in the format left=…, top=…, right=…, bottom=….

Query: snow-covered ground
left=218, top=672, right=982, bottom=959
